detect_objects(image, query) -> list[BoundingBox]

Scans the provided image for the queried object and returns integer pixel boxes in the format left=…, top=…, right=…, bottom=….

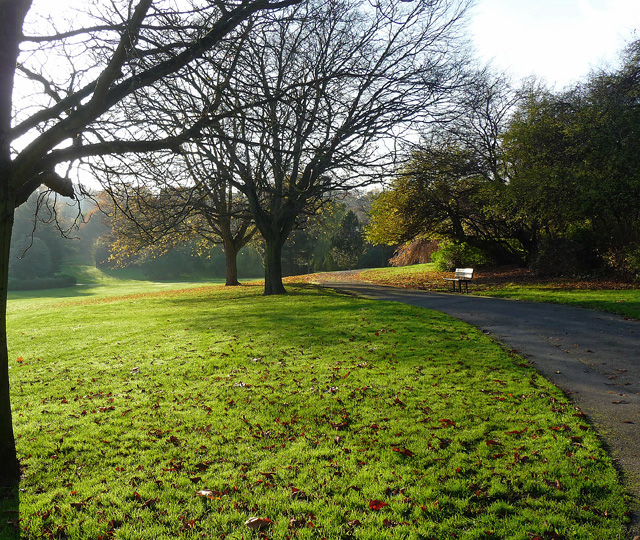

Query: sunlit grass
left=481, top=286, right=640, bottom=320
left=8, top=264, right=234, bottom=310
left=2, top=283, right=630, bottom=539
left=347, top=264, right=640, bottom=319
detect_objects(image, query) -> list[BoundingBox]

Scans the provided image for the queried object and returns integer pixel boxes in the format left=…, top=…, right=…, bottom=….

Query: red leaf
left=392, top=447, right=414, bottom=457
left=368, top=500, right=388, bottom=511
left=505, top=429, right=527, bottom=435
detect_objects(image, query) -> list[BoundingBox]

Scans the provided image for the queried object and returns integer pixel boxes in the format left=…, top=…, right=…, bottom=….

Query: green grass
left=9, top=264, right=230, bottom=308
left=361, top=263, right=439, bottom=278
left=2, top=282, right=630, bottom=539
left=355, top=264, right=640, bottom=319
left=482, top=286, right=640, bottom=320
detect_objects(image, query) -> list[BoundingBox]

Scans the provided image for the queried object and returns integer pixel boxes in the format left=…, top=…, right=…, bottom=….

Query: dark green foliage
left=9, top=193, right=77, bottom=281
left=368, top=39, right=640, bottom=278
left=331, top=211, right=365, bottom=270
left=8, top=238, right=53, bottom=280
left=431, top=242, right=493, bottom=271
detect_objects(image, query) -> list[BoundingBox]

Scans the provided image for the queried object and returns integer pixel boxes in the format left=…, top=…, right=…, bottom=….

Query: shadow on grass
left=8, top=283, right=101, bottom=301
left=0, top=485, right=20, bottom=540
left=162, top=282, right=455, bottom=352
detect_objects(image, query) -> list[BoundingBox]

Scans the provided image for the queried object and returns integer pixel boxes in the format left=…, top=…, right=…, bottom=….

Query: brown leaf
left=245, top=517, right=273, bottom=531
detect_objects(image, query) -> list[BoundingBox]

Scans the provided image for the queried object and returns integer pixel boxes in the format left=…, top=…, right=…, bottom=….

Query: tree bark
left=0, top=198, right=19, bottom=487
left=222, top=238, right=241, bottom=286
left=263, top=235, right=287, bottom=295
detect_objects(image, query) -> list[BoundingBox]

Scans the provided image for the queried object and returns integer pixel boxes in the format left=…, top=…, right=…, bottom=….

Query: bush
left=8, top=275, right=77, bottom=291
left=431, top=242, right=492, bottom=271
left=532, top=232, right=601, bottom=277
left=389, top=239, right=440, bottom=267
left=604, top=245, right=640, bottom=280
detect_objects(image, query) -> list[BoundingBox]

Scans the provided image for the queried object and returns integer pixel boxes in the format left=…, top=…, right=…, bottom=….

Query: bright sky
left=470, top=0, right=640, bottom=89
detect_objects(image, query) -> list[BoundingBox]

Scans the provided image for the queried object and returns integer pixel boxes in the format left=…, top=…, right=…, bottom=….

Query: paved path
left=320, top=280, right=640, bottom=536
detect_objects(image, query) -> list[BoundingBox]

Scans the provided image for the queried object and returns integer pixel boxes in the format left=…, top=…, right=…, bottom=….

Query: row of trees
left=99, top=189, right=379, bottom=280
left=367, top=39, right=640, bottom=277
left=2, top=0, right=473, bottom=484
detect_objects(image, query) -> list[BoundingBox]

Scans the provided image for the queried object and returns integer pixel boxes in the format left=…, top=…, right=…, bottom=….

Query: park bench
left=443, top=268, right=474, bottom=293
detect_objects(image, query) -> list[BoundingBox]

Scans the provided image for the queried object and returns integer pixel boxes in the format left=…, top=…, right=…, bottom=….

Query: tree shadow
left=0, top=485, right=20, bottom=540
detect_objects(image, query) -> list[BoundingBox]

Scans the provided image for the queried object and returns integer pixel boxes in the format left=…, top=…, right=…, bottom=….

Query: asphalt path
left=319, top=279, right=640, bottom=536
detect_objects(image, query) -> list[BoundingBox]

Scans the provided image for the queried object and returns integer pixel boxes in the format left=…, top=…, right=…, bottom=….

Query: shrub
left=389, top=239, right=440, bottom=267
left=431, top=242, right=492, bottom=271
left=532, top=231, right=601, bottom=277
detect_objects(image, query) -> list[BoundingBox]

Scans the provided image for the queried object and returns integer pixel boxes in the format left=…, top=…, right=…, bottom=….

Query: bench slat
left=443, top=268, right=474, bottom=293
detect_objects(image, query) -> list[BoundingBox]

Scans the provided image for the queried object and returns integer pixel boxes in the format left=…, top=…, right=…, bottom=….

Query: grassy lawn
left=8, top=264, right=234, bottom=309
left=346, top=264, right=640, bottom=320
left=480, top=286, right=640, bottom=320
left=2, top=280, right=630, bottom=539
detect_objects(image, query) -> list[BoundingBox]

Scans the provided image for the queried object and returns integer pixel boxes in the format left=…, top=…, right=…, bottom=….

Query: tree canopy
left=368, top=39, right=640, bottom=276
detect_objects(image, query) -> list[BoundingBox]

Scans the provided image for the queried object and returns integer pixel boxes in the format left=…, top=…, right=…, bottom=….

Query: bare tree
left=0, top=0, right=299, bottom=487
left=201, top=0, right=473, bottom=294
left=100, top=148, right=256, bottom=286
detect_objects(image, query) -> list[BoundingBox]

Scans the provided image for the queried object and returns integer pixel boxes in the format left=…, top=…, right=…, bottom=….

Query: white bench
left=443, top=268, right=474, bottom=293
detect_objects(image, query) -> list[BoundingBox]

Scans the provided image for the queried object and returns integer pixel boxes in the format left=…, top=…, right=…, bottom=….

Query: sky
left=469, top=0, right=640, bottom=90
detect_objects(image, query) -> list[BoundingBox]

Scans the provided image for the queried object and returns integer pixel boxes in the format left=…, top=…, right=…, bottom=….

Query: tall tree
left=366, top=71, right=528, bottom=264
left=99, top=149, right=256, bottom=286
left=0, top=0, right=299, bottom=487
left=330, top=210, right=364, bottom=270
left=202, top=0, right=472, bottom=294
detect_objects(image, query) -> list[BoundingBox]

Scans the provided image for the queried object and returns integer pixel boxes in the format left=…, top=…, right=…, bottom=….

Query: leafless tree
left=99, top=147, right=256, bottom=286
left=0, top=0, right=300, bottom=487
left=199, top=0, right=474, bottom=294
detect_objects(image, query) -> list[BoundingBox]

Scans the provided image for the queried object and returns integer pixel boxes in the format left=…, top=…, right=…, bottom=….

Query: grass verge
left=3, top=283, right=630, bottom=539
left=480, top=286, right=640, bottom=320
left=322, top=264, right=640, bottom=320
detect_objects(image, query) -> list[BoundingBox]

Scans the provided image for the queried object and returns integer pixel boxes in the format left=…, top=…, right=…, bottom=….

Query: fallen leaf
left=289, top=517, right=304, bottom=529
left=369, top=499, right=388, bottom=511
left=245, top=517, right=273, bottom=531
left=196, top=489, right=222, bottom=499
left=392, top=447, right=414, bottom=457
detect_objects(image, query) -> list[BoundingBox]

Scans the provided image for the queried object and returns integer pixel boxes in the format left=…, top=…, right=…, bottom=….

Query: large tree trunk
left=263, top=236, right=287, bottom=295
left=0, top=199, right=19, bottom=488
left=0, top=0, right=31, bottom=490
left=222, top=238, right=241, bottom=287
